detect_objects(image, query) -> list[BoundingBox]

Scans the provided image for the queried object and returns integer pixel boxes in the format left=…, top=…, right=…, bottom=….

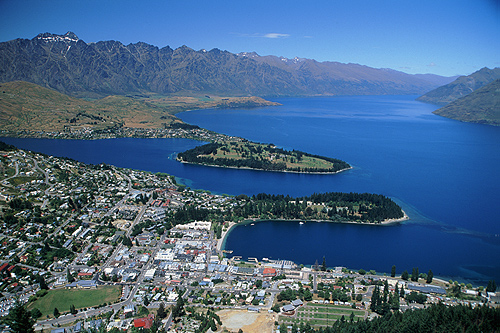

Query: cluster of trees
left=399, top=267, right=433, bottom=284
left=236, top=192, right=403, bottom=223
left=171, top=296, right=185, bottom=322
left=294, top=303, right=500, bottom=332
left=180, top=152, right=289, bottom=171
left=184, top=308, right=222, bottom=333
left=170, top=123, right=201, bottom=130
left=370, top=280, right=401, bottom=315
left=277, top=287, right=313, bottom=302
left=8, top=198, right=33, bottom=210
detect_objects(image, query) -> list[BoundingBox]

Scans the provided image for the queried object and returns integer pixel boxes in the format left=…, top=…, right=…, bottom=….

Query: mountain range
left=417, top=67, right=500, bottom=105
left=0, top=32, right=454, bottom=99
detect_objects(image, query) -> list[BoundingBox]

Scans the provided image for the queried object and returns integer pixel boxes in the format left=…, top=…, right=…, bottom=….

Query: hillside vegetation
left=433, top=79, right=500, bottom=125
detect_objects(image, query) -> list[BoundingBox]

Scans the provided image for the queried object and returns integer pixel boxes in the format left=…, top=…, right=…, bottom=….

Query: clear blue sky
left=1, top=0, right=498, bottom=77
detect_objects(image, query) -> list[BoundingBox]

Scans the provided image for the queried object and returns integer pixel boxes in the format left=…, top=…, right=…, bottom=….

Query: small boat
left=250, top=223, right=255, bottom=226
left=299, top=221, right=304, bottom=225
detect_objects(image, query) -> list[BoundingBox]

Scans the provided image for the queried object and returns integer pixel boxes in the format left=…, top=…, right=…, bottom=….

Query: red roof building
left=134, top=314, right=155, bottom=329
left=0, top=263, right=9, bottom=272
left=263, top=268, right=277, bottom=277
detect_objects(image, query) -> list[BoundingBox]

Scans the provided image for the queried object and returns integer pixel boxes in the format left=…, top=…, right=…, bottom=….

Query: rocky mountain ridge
left=0, top=32, right=453, bottom=99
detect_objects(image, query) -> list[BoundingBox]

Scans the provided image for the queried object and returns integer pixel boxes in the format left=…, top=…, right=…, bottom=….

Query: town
left=0, top=143, right=498, bottom=333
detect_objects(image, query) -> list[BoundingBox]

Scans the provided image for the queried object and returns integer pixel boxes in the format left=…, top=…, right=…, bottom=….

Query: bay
left=2, top=95, right=499, bottom=284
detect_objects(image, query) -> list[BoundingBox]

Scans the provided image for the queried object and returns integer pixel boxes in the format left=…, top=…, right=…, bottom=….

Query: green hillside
left=433, top=79, right=500, bottom=126
left=417, top=67, right=500, bottom=105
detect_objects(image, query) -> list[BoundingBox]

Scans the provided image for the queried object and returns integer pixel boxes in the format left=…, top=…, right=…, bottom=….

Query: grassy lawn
left=280, top=303, right=366, bottom=328
left=213, top=142, right=338, bottom=171
left=8, top=176, right=37, bottom=186
left=27, top=286, right=122, bottom=318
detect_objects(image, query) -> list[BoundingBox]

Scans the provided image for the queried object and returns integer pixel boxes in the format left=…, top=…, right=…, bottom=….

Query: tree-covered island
left=177, top=141, right=351, bottom=173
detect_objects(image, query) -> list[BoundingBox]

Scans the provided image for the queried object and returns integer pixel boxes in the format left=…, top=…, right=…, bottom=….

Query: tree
left=426, top=269, right=433, bottom=283
left=53, top=307, right=60, bottom=318
left=157, top=302, right=166, bottom=319
left=37, top=275, right=49, bottom=290
left=172, top=296, right=185, bottom=321
left=406, top=291, right=427, bottom=304
left=401, top=270, right=409, bottom=281
left=391, top=265, right=396, bottom=277
left=70, top=304, right=77, bottom=315
left=67, top=268, right=75, bottom=283
left=358, top=268, right=366, bottom=275
left=486, top=280, right=497, bottom=292
left=5, top=302, right=35, bottom=333
left=321, top=256, right=327, bottom=271
left=304, top=288, right=313, bottom=301
left=411, top=267, right=419, bottom=282
left=30, top=308, right=42, bottom=319
left=122, top=236, right=133, bottom=247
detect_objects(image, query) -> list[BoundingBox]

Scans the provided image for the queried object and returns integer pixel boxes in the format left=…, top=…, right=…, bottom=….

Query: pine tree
left=37, top=275, right=49, bottom=290
left=486, top=280, right=497, bottom=292
left=157, top=302, right=166, bottom=319
left=411, top=267, right=419, bottom=282
left=67, top=268, right=75, bottom=283
left=391, top=265, right=396, bottom=277
left=426, top=269, right=433, bottom=283
left=370, top=285, right=380, bottom=313
left=401, top=270, right=409, bottom=281
left=53, top=307, right=60, bottom=318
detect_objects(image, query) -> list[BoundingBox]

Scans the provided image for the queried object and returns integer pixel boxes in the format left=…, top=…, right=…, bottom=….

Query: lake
left=2, top=95, right=499, bottom=284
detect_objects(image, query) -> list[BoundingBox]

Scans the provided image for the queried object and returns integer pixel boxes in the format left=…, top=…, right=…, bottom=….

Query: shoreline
left=218, top=211, right=409, bottom=252
left=216, top=221, right=237, bottom=252
left=178, top=159, right=353, bottom=175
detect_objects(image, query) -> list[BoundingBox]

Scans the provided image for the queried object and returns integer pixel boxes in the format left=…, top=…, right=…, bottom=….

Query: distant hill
left=432, top=79, right=500, bottom=126
left=0, top=32, right=451, bottom=99
left=0, top=81, right=180, bottom=132
left=417, top=67, right=500, bottom=105
left=0, top=81, right=280, bottom=133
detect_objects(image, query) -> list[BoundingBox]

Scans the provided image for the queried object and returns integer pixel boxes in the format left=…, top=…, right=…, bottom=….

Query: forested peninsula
left=177, top=141, right=351, bottom=174
left=173, top=192, right=406, bottom=225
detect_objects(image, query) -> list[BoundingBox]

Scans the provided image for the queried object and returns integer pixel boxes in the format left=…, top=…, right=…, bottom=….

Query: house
left=86, top=319, right=102, bottom=331
left=134, top=314, right=155, bottom=329
left=291, top=299, right=304, bottom=307
left=282, top=304, right=295, bottom=313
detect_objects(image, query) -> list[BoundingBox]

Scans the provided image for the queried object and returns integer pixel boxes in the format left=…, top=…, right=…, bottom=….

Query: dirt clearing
left=217, top=309, right=276, bottom=333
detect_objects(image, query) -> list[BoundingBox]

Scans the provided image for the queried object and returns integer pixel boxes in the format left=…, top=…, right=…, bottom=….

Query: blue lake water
left=2, top=95, right=499, bottom=284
